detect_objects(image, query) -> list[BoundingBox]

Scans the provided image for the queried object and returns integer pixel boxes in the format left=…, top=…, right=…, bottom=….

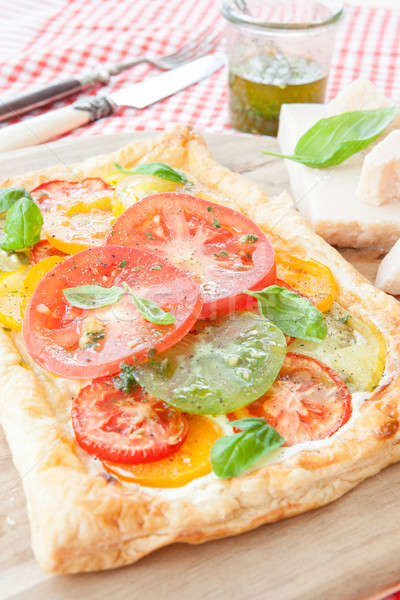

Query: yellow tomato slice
left=103, top=415, right=222, bottom=488
left=0, top=266, right=30, bottom=330
left=46, top=198, right=115, bottom=254
left=276, top=251, right=338, bottom=312
left=112, top=174, right=181, bottom=218
left=289, top=304, right=386, bottom=392
left=20, top=255, right=65, bottom=315
left=31, top=179, right=115, bottom=255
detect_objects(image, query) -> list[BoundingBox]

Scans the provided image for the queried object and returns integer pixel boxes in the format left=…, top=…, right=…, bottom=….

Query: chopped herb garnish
left=112, top=362, right=138, bottom=394
left=84, top=330, right=105, bottom=349
left=213, top=250, right=229, bottom=258
left=212, top=218, right=221, bottom=228
left=119, top=260, right=127, bottom=268
left=145, top=232, right=154, bottom=240
left=151, top=264, right=162, bottom=270
left=239, top=234, right=258, bottom=244
left=207, top=206, right=214, bottom=212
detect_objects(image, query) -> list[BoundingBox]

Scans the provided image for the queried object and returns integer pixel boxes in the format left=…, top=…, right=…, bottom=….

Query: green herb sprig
left=263, top=107, right=398, bottom=168
left=0, top=187, right=31, bottom=214
left=211, top=418, right=284, bottom=479
left=63, top=282, right=176, bottom=325
left=114, top=161, right=188, bottom=184
left=0, top=188, right=43, bottom=252
left=246, top=285, right=327, bottom=342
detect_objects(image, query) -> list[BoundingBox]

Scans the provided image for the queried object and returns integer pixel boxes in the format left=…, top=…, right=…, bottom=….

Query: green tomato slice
left=133, top=311, right=287, bottom=415
left=289, top=303, right=386, bottom=392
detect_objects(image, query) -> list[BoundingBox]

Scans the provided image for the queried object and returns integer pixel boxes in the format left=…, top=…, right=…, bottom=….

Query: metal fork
left=0, top=24, right=225, bottom=123
left=109, top=25, right=225, bottom=74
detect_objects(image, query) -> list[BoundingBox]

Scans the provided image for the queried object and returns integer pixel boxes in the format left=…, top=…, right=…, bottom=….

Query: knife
left=0, top=52, right=225, bottom=153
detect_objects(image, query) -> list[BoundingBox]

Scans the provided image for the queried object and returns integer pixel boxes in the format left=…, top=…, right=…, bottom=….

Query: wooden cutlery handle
left=0, top=97, right=116, bottom=152
left=0, top=78, right=83, bottom=123
left=0, top=71, right=112, bottom=123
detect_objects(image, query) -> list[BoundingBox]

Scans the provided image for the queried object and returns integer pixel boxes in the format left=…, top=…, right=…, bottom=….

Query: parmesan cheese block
left=277, top=103, right=400, bottom=249
left=375, top=237, right=400, bottom=294
left=357, top=130, right=400, bottom=206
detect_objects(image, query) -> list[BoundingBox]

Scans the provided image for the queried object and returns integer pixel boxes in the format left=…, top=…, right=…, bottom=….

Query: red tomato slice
left=30, top=240, right=67, bottom=264
left=72, top=377, right=188, bottom=464
left=229, top=352, right=351, bottom=446
left=107, top=193, right=276, bottom=318
left=23, top=245, right=202, bottom=379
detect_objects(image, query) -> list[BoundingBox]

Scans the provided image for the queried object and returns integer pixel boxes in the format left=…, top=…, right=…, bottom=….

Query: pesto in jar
left=229, top=52, right=327, bottom=136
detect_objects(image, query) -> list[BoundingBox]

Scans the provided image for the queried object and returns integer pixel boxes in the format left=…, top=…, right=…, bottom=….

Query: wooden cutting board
left=0, top=133, right=397, bottom=600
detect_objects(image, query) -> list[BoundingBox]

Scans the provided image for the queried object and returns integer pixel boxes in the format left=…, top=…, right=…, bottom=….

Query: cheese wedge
left=327, top=77, right=393, bottom=115
left=357, top=130, right=400, bottom=206
left=277, top=103, right=400, bottom=249
left=327, top=77, right=400, bottom=149
left=375, top=237, right=400, bottom=294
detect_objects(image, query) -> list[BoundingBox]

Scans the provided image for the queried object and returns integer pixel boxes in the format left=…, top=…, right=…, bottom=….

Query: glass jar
left=221, top=0, right=343, bottom=136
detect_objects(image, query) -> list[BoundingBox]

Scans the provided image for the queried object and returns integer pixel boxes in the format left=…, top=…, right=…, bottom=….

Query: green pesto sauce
left=229, top=53, right=327, bottom=136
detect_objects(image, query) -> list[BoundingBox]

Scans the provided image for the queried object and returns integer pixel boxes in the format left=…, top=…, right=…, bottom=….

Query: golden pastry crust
left=1, top=126, right=400, bottom=574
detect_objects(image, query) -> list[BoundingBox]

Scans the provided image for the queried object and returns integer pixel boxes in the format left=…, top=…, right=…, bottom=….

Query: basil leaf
left=245, top=285, right=327, bottom=342
left=63, top=284, right=125, bottom=309
left=0, top=197, right=43, bottom=251
left=0, top=187, right=31, bottom=214
left=114, top=161, right=188, bottom=184
left=127, top=288, right=176, bottom=325
left=263, top=107, right=399, bottom=168
left=211, top=418, right=284, bottom=479
left=64, top=281, right=176, bottom=325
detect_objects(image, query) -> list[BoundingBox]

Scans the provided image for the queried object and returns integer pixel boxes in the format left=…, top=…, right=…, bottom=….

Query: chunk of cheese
left=277, top=103, right=400, bottom=249
left=357, top=130, right=400, bottom=206
left=327, top=78, right=400, bottom=144
left=375, top=238, right=400, bottom=294
left=327, top=78, right=393, bottom=115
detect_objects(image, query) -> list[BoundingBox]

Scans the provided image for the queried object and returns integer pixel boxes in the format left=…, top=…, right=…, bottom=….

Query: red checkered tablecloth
left=0, top=0, right=399, bottom=140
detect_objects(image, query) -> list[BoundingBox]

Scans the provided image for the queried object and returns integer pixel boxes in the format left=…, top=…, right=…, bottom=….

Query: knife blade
left=111, top=52, right=225, bottom=108
left=0, top=52, right=225, bottom=153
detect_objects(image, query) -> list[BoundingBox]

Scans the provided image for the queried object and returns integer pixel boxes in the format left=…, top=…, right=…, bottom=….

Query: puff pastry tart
left=0, top=127, right=399, bottom=574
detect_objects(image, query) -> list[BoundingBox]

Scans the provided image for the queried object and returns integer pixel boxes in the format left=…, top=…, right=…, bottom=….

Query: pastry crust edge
left=1, top=126, right=400, bottom=574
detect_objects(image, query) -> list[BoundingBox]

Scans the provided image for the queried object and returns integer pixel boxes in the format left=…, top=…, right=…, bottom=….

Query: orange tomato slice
left=103, top=415, right=222, bottom=488
left=275, top=251, right=337, bottom=313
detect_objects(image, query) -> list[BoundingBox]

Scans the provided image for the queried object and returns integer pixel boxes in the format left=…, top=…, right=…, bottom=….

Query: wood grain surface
left=0, top=133, right=398, bottom=600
